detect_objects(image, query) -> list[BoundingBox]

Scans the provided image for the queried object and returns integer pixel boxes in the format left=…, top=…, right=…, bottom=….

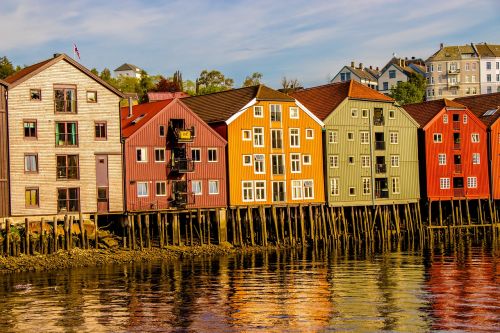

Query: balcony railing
left=171, top=192, right=189, bottom=207
left=448, top=81, right=460, bottom=88
left=454, top=164, right=462, bottom=174
left=453, top=122, right=460, bottom=130
left=375, top=189, right=389, bottom=199
left=375, top=141, right=386, bottom=150
left=54, top=99, right=77, bottom=113
left=373, top=116, right=385, bottom=126
left=376, top=163, right=387, bottom=174
left=453, top=143, right=461, bottom=150
left=172, top=127, right=195, bottom=143
left=169, top=158, right=195, bottom=173
left=448, top=68, right=460, bottom=74
left=55, top=133, right=78, bottom=146
left=453, top=188, right=464, bottom=198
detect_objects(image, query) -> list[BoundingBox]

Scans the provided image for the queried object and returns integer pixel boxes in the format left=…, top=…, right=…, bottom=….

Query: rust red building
left=404, top=99, right=489, bottom=201
left=121, top=98, right=227, bottom=211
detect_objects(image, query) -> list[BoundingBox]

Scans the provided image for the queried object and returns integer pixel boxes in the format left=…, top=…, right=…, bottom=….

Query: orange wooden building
left=182, top=85, right=325, bottom=207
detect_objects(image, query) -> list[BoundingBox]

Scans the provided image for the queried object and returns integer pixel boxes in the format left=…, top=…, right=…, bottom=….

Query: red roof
left=121, top=99, right=175, bottom=138
left=148, top=91, right=189, bottom=101
left=291, top=80, right=394, bottom=120
left=456, top=93, right=500, bottom=127
left=3, top=58, right=53, bottom=85
left=403, top=99, right=466, bottom=128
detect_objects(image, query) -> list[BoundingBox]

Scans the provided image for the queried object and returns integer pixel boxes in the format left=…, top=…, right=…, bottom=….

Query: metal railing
left=375, top=141, right=386, bottom=150
left=169, top=158, right=195, bottom=173
left=373, top=116, right=385, bottom=126
left=376, top=163, right=387, bottom=173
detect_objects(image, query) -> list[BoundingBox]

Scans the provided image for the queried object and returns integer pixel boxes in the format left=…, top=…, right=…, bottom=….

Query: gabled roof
left=148, top=91, right=189, bottom=102
left=121, top=99, right=174, bottom=138
left=291, top=80, right=394, bottom=121
left=456, top=92, right=500, bottom=127
left=0, top=79, right=8, bottom=87
left=342, top=66, right=378, bottom=81
left=114, top=63, right=141, bottom=72
left=474, top=43, right=500, bottom=57
left=4, top=54, right=124, bottom=97
left=403, top=99, right=466, bottom=128
left=182, top=85, right=293, bottom=123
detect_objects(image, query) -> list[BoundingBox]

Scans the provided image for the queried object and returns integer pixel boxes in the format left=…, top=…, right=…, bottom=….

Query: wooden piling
left=138, top=215, right=143, bottom=250
left=94, top=213, right=99, bottom=249
left=258, top=206, right=268, bottom=246
left=271, top=206, right=280, bottom=245
left=236, top=207, right=243, bottom=246
left=299, top=205, right=306, bottom=245
left=308, top=205, right=315, bottom=243
left=69, top=216, right=73, bottom=250
left=478, top=199, right=484, bottom=224
left=197, top=208, right=203, bottom=245
left=5, top=219, right=11, bottom=256
left=247, top=207, right=255, bottom=246
left=286, top=205, right=293, bottom=245
left=52, top=217, right=57, bottom=253
left=145, top=214, right=151, bottom=249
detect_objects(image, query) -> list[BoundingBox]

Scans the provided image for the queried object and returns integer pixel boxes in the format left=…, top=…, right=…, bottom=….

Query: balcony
left=448, top=68, right=460, bottom=74
left=171, top=181, right=193, bottom=207
left=55, top=133, right=78, bottom=146
left=375, top=141, right=386, bottom=150
left=375, top=189, right=389, bottom=199
left=454, top=164, right=462, bottom=174
left=448, top=81, right=460, bottom=88
left=453, top=188, right=464, bottom=198
left=373, top=116, right=385, bottom=126
left=169, top=158, right=195, bottom=173
left=376, top=163, right=387, bottom=174
left=453, top=121, right=460, bottom=130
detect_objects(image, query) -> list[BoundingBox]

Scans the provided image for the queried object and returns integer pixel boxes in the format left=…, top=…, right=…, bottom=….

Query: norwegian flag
left=73, top=43, right=80, bottom=60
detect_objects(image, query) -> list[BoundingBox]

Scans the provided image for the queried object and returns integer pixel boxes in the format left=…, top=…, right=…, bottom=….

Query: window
left=272, top=181, right=286, bottom=202
left=340, top=72, right=351, bottom=81
left=329, top=131, right=338, bottom=144
left=392, top=177, right=400, bottom=194
left=349, top=187, right=355, bottom=196
left=440, top=178, right=450, bottom=189
left=465, top=63, right=470, bottom=71
left=57, top=188, right=80, bottom=212
left=56, top=122, right=78, bottom=146
left=290, top=128, right=300, bottom=147
left=254, top=154, right=265, bottom=174
left=348, top=156, right=355, bottom=165
left=472, top=153, right=480, bottom=164
left=390, top=155, right=400, bottom=167
left=361, top=155, right=370, bottom=168
left=253, top=127, right=264, bottom=147
left=56, top=155, right=79, bottom=179
left=329, top=155, right=339, bottom=168
left=433, top=133, right=442, bottom=143
left=383, top=82, right=389, bottom=90
left=86, top=91, right=97, bottom=103
left=271, top=154, right=285, bottom=175
left=488, top=86, right=492, bottom=94
left=438, top=154, right=446, bottom=165
left=388, top=110, right=395, bottom=119
left=487, top=74, right=492, bottom=82
left=154, top=148, right=166, bottom=162
left=30, top=89, right=41, bottom=101
left=347, top=132, right=354, bottom=141
left=303, top=155, right=311, bottom=165
left=136, top=147, right=147, bottom=162
left=463, top=114, right=468, bottom=124
left=159, top=125, right=165, bottom=137
left=242, top=181, right=254, bottom=202
left=289, top=107, right=299, bottom=119
left=255, top=181, right=266, bottom=201
left=471, top=133, right=480, bottom=143
left=24, top=154, right=38, bottom=173
left=242, top=129, right=251, bottom=141
left=271, top=129, right=283, bottom=149
left=208, top=180, right=219, bottom=195
left=95, top=122, right=107, bottom=140
left=192, top=180, right=202, bottom=195
left=156, top=182, right=166, bottom=196
left=486, top=62, right=492, bottom=70
left=389, top=70, right=396, bottom=79
left=291, top=153, right=301, bottom=173
left=472, top=63, right=477, bottom=70
left=25, top=188, right=39, bottom=208
left=54, top=86, right=77, bottom=113
left=303, top=180, right=314, bottom=199
left=351, top=108, right=358, bottom=118
left=362, top=178, right=371, bottom=195
left=305, top=129, right=314, bottom=139
left=254, top=105, right=263, bottom=118
left=330, top=178, right=339, bottom=196
left=362, top=109, right=368, bottom=118
left=191, top=148, right=201, bottom=162
left=443, top=114, right=448, bottom=124
left=437, top=64, right=442, bottom=72
left=472, top=75, right=476, bottom=82
left=243, top=155, right=252, bottom=166
left=24, top=120, right=37, bottom=138
left=467, top=177, right=477, bottom=189
left=360, top=131, right=369, bottom=144
left=208, top=148, right=218, bottom=162
left=389, top=132, right=398, bottom=144
left=292, top=180, right=303, bottom=200
left=137, top=182, right=149, bottom=197
left=270, top=104, right=282, bottom=121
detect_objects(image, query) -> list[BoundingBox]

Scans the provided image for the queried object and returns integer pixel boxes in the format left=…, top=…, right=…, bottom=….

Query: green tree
left=173, top=70, right=183, bottom=92
left=99, top=68, right=113, bottom=83
left=90, top=68, right=99, bottom=76
left=242, top=72, right=263, bottom=87
left=0, top=56, right=15, bottom=79
left=195, top=70, right=234, bottom=95
left=184, top=80, right=196, bottom=95
left=389, top=73, right=426, bottom=105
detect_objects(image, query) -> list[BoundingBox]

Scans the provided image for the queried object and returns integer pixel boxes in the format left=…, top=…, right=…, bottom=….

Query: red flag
left=73, top=43, right=80, bottom=60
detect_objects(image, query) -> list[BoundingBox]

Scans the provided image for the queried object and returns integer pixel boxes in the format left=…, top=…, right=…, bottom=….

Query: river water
left=0, top=241, right=499, bottom=332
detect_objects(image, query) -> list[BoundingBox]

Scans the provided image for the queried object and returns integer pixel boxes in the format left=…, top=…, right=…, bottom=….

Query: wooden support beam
left=247, top=206, right=255, bottom=246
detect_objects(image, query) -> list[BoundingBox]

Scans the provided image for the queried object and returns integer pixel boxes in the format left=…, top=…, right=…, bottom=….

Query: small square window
left=208, top=148, right=218, bottom=162
left=348, top=156, right=354, bottom=165
left=362, top=109, right=368, bottom=118
left=243, top=155, right=252, bottom=166
left=389, top=110, right=395, bottom=119
left=242, top=129, right=252, bottom=141
left=303, top=155, right=311, bottom=165
left=347, top=132, right=354, bottom=141
left=136, top=148, right=147, bottom=162
left=433, top=133, right=443, bottom=143
left=349, top=187, right=355, bottom=196
left=30, top=89, right=41, bottom=101
left=351, top=108, right=358, bottom=118
left=290, top=107, right=299, bottom=119
left=86, top=91, right=97, bottom=103
left=306, top=129, right=314, bottom=139
left=254, top=106, right=263, bottom=118
left=154, top=148, right=166, bottom=162
left=137, top=182, right=149, bottom=197
left=156, top=182, right=166, bottom=196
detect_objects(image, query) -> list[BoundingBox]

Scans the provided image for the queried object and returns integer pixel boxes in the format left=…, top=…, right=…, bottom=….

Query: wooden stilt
left=293, top=206, right=299, bottom=244
left=94, top=213, right=99, bottom=249
left=164, top=213, right=169, bottom=246
left=478, top=199, right=484, bottom=224
left=439, top=200, right=443, bottom=226
left=271, top=206, right=280, bottom=245
left=308, top=204, right=315, bottom=243
left=138, top=215, right=143, bottom=250
left=69, top=216, right=73, bottom=250
left=287, top=205, right=293, bottom=245
left=247, top=207, right=255, bottom=246
left=321, top=205, right=327, bottom=242
left=236, top=207, right=243, bottom=246
left=258, top=206, right=268, bottom=246
left=145, top=214, right=151, bottom=249
left=279, top=208, right=286, bottom=244
left=299, top=205, right=306, bottom=245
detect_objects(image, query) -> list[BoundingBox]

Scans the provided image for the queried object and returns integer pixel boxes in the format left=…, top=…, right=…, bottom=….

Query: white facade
left=378, top=64, right=408, bottom=94
left=480, top=58, right=500, bottom=94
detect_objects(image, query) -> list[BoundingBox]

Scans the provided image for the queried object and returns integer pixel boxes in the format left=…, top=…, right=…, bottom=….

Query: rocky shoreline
left=0, top=243, right=287, bottom=274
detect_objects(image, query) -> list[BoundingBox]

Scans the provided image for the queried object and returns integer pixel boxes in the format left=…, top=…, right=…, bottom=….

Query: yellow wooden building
left=182, top=85, right=325, bottom=207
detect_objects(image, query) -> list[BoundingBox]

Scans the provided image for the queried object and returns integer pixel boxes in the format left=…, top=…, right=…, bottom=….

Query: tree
left=242, top=72, right=263, bottom=87
left=90, top=68, right=99, bottom=76
left=184, top=80, right=196, bottom=96
left=99, top=68, right=113, bottom=83
left=195, top=70, right=234, bottom=95
left=154, top=76, right=181, bottom=92
left=173, top=70, right=183, bottom=92
left=389, top=73, right=426, bottom=105
left=0, top=56, right=15, bottom=79
left=280, top=76, right=301, bottom=93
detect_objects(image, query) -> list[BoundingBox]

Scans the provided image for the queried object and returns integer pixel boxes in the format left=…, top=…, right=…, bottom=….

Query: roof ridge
left=294, top=81, right=348, bottom=93
left=185, top=85, right=257, bottom=100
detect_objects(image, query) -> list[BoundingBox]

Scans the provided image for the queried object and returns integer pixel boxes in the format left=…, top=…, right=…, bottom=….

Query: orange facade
left=227, top=100, right=325, bottom=206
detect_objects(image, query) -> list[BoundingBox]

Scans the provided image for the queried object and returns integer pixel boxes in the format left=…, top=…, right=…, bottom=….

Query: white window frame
left=303, top=155, right=311, bottom=165
left=291, top=180, right=303, bottom=200
left=208, top=180, right=219, bottom=195
left=443, top=114, right=448, bottom=124
left=289, top=128, right=300, bottom=147
left=361, top=155, right=370, bottom=168
left=208, top=148, right=218, bottom=162
left=467, top=176, right=477, bottom=189
left=242, top=129, right=252, bottom=141
left=271, top=129, right=283, bottom=149
left=349, top=187, right=356, bottom=196
left=290, top=153, right=301, bottom=173
left=329, top=155, right=339, bottom=168
left=305, top=129, right=314, bottom=140
left=348, top=156, right=355, bottom=165
left=136, top=147, right=147, bottom=162
left=243, top=155, right=252, bottom=166
left=253, top=127, right=264, bottom=147
left=191, top=148, right=201, bottom=162
left=253, top=105, right=263, bottom=118
left=362, top=109, right=369, bottom=118
left=438, top=153, right=446, bottom=165
left=389, top=131, right=399, bottom=144
left=390, top=155, right=400, bottom=167
left=272, top=181, right=286, bottom=202
left=192, top=180, right=202, bottom=196
left=137, top=182, right=149, bottom=197
left=463, top=114, right=468, bottom=124
left=254, top=154, right=266, bottom=174
left=360, top=131, right=369, bottom=144
left=242, top=181, right=254, bottom=202
left=271, top=154, right=285, bottom=175
left=289, top=106, right=299, bottom=119
left=351, top=108, right=358, bottom=118
left=303, top=180, right=314, bottom=199
left=347, top=132, right=354, bottom=141
left=155, top=181, right=166, bottom=196
left=433, top=133, right=443, bottom=143
left=362, top=177, right=371, bottom=195
left=254, top=181, right=266, bottom=201
left=270, top=104, right=282, bottom=122
left=329, top=130, right=338, bottom=144
left=388, top=110, right=395, bottom=119
left=392, top=177, right=400, bottom=194
left=154, top=148, right=166, bottom=163
left=440, top=178, right=450, bottom=189
left=330, top=178, right=339, bottom=196
left=472, top=153, right=480, bottom=165
left=471, top=133, right=480, bottom=143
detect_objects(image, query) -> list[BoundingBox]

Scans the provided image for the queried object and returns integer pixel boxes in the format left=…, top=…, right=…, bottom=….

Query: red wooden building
left=404, top=99, right=489, bottom=200
left=121, top=99, right=227, bottom=211
left=0, top=79, right=9, bottom=217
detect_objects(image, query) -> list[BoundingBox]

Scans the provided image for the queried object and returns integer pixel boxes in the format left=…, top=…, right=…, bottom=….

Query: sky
left=1, top=0, right=499, bottom=88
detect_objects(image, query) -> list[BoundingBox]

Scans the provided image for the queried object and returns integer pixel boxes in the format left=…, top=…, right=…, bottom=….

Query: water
left=0, top=242, right=499, bottom=332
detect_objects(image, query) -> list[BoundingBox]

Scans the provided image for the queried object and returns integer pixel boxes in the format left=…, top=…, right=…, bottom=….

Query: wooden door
left=96, top=155, right=109, bottom=213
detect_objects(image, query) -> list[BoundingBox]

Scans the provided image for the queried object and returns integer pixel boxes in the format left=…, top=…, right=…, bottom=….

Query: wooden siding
left=0, top=84, right=9, bottom=217
left=124, top=100, right=227, bottom=211
left=325, top=99, right=420, bottom=206
left=491, top=121, right=500, bottom=199
left=227, top=100, right=325, bottom=206
left=423, top=108, right=489, bottom=200
left=7, top=60, right=123, bottom=216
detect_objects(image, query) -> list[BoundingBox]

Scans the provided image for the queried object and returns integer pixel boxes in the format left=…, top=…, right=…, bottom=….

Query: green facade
left=325, top=98, right=420, bottom=206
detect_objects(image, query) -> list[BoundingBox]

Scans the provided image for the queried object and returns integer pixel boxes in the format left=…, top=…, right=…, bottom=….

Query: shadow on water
left=0, top=238, right=499, bottom=332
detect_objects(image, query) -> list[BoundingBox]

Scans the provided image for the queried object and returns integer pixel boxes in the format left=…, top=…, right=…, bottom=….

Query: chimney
left=412, top=56, right=415, bottom=60
left=351, top=61, right=355, bottom=68
left=376, top=67, right=379, bottom=71
left=53, top=53, right=61, bottom=58
left=128, top=97, right=133, bottom=118
left=370, top=66, right=373, bottom=70
left=440, top=43, right=444, bottom=49
left=359, top=63, right=363, bottom=69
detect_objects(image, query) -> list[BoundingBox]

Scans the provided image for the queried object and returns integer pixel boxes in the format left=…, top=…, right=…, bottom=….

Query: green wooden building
left=292, top=80, right=420, bottom=207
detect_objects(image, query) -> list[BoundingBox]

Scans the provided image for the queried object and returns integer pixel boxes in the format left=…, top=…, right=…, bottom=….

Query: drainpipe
left=488, top=128, right=493, bottom=201
left=128, top=97, right=133, bottom=118
left=369, top=108, right=375, bottom=207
